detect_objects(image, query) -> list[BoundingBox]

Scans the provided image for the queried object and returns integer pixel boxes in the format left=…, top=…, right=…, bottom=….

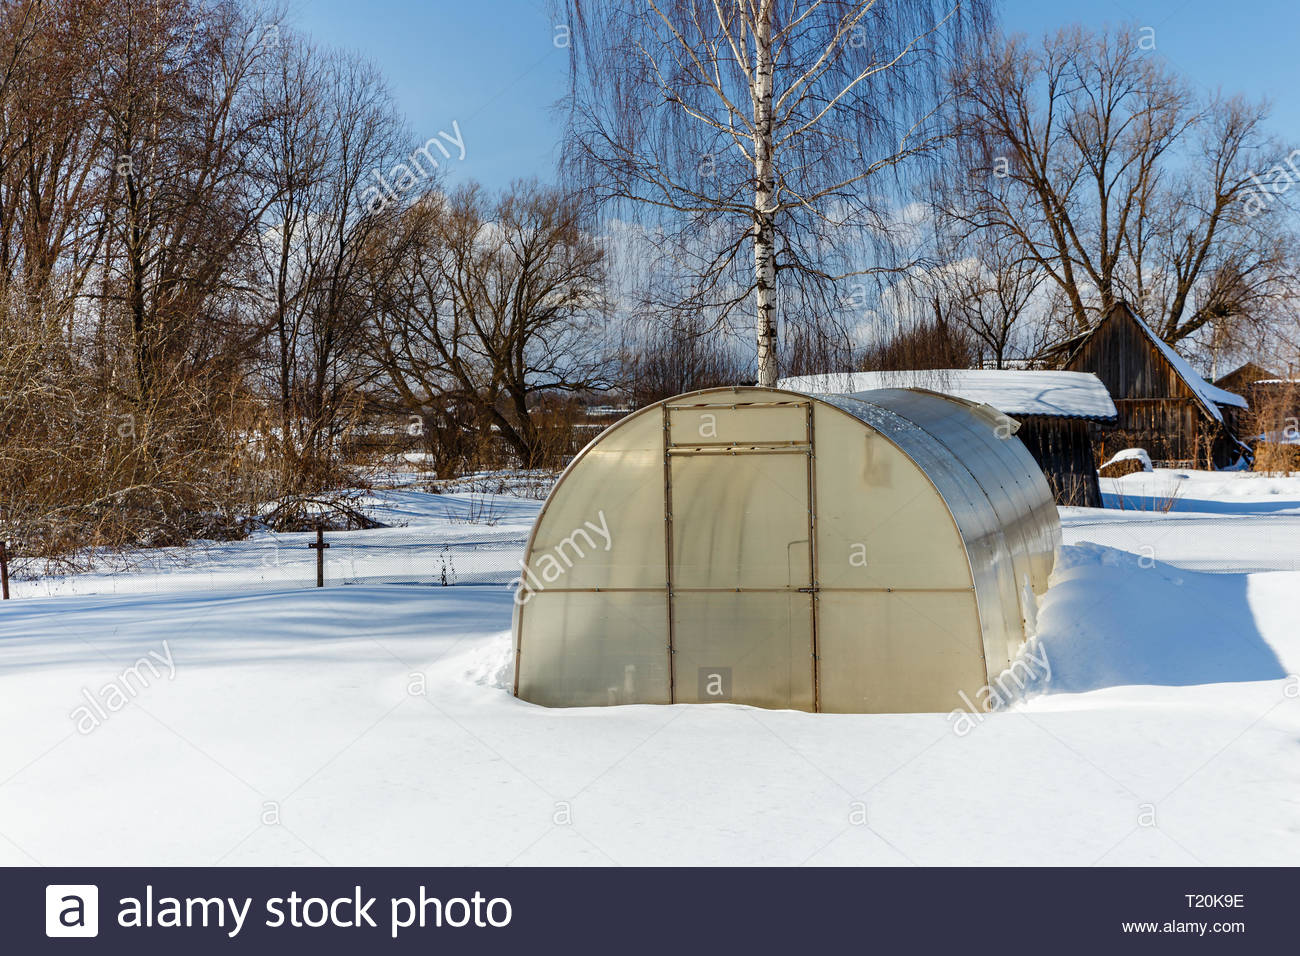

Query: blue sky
left=291, top=0, right=1299, bottom=190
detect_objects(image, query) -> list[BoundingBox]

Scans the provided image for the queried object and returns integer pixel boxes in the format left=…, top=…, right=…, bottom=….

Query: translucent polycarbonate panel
left=670, top=452, right=812, bottom=590
left=515, top=590, right=670, bottom=707
left=849, top=388, right=1061, bottom=668
left=524, top=407, right=666, bottom=591
left=854, top=388, right=1060, bottom=597
left=671, top=591, right=815, bottom=711
left=514, top=385, right=1062, bottom=712
left=862, top=390, right=1039, bottom=667
left=811, top=405, right=972, bottom=590
left=817, top=591, right=986, bottom=714
left=667, top=400, right=807, bottom=446
left=819, top=393, right=1025, bottom=678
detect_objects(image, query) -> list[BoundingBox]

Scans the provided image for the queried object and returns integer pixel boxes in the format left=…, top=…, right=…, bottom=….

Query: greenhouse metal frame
left=512, top=386, right=1061, bottom=713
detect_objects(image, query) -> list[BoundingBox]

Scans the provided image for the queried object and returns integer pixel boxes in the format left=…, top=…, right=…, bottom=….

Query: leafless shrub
left=1250, top=381, right=1300, bottom=475
left=1108, top=479, right=1184, bottom=514
left=258, top=490, right=383, bottom=533
left=0, top=303, right=264, bottom=569
left=859, top=309, right=976, bottom=371
left=617, top=314, right=748, bottom=408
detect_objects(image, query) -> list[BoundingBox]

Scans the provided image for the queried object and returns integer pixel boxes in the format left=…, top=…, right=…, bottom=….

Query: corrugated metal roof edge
left=1004, top=408, right=1119, bottom=423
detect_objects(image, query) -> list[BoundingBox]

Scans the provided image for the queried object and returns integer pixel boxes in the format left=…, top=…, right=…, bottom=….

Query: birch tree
left=557, top=0, right=988, bottom=385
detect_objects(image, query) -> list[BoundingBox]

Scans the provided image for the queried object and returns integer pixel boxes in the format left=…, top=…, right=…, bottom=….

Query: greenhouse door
left=662, top=399, right=819, bottom=712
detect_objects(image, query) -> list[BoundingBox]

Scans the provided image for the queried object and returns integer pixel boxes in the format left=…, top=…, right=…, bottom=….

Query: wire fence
left=5, top=507, right=1296, bottom=600
left=1063, top=513, right=1300, bottom=573
left=2, top=526, right=531, bottom=600
left=320, top=533, right=529, bottom=588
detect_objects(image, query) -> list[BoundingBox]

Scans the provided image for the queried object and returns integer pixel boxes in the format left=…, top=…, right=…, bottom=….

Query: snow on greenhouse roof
left=779, top=369, right=1119, bottom=421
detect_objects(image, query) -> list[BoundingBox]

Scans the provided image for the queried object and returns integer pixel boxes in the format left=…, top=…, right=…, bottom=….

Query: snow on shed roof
left=779, top=369, right=1119, bottom=421
left=1123, top=312, right=1247, bottom=419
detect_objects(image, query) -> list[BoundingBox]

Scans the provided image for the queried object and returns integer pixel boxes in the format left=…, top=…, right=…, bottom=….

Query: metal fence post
left=0, top=540, right=9, bottom=600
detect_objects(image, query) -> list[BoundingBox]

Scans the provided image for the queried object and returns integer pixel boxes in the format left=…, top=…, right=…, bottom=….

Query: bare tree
left=931, top=232, right=1046, bottom=367
left=88, top=0, right=281, bottom=415
left=943, top=24, right=1300, bottom=349
left=252, top=35, right=408, bottom=492
left=368, top=181, right=613, bottom=469
left=0, top=0, right=410, bottom=556
left=0, top=0, right=277, bottom=558
left=0, top=0, right=109, bottom=325
left=617, top=311, right=748, bottom=407
left=557, top=0, right=989, bottom=385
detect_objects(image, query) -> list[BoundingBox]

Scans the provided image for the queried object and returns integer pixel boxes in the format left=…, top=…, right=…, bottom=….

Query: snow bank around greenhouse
left=1031, top=543, right=1293, bottom=693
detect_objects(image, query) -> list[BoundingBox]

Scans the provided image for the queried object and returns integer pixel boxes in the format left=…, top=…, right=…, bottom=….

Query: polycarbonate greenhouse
left=512, top=386, right=1061, bottom=714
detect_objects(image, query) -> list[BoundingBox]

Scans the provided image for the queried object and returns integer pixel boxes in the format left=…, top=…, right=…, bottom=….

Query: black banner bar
left=4, top=867, right=1292, bottom=953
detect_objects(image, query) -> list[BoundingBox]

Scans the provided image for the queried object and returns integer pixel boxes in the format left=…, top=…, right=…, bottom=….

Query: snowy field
left=2, top=471, right=1299, bottom=866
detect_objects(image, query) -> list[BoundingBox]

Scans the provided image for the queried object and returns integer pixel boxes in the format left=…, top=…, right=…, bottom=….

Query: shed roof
left=1126, top=312, right=1247, bottom=414
left=1214, top=362, right=1281, bottom=389
left=779, top=369, right=1118, bottom=421
left=1061, top=304, right=1247, bottom=421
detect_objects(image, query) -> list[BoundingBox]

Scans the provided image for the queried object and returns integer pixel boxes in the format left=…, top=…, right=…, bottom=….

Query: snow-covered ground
left=1065, top=468, right=1300, bottom=572
left=8, top=489, right=538, bottom=599
left=2, top=472, right=1298, bottom=866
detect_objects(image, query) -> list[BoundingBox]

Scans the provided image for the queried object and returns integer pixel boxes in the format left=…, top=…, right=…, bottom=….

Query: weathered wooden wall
left=1064, top=308, right=1236, bottom=467
left=1091, top=398, right=1225, bottom=467
left=1016, top=417, right=1104, bottom=508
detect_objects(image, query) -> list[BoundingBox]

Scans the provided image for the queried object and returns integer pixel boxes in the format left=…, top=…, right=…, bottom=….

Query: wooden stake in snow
left=309, top=526, right=330, bottom=588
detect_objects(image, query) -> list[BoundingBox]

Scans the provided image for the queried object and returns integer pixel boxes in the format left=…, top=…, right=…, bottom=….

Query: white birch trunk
left=752, top=4, right=778, bottom=387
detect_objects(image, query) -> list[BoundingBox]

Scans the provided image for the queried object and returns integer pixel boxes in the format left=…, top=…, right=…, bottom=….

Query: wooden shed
left=781, top=369, right=1116, bottom=508
left=1214, top=364, right=1300, bottom=441
left=1214, top=362, right=1281, bottom=395
left=1060, top=302, right=1248, bottom=468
